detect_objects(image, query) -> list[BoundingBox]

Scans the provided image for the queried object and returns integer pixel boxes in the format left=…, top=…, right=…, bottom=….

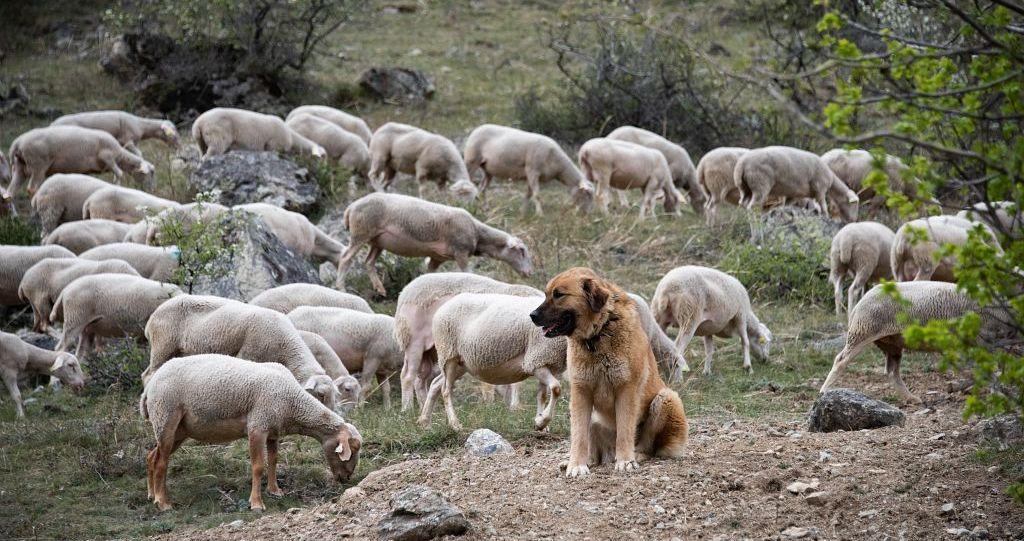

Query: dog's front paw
left=614, top=459, right=639, bottom=473
left=565, top=463, right=590, bottom=478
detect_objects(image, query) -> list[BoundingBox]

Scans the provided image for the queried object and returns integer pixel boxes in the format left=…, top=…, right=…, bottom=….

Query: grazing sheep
left=336, top=193, right=533, bottom=295
left=891, top=216, right=1001, bottom=282
left=298, top=330, right=362, bottom=409
left=191, top=108, right=326, bottom=160
left=419, top=293, right=566, bottom=431
left=606, top=126, right=702, bottom=214
left=695, top=147, right=749, bottom=225
left=651, top=266, right=772, bottom=376
left=630, top=293, right=690, bottom=382
left=1, top=331, right=84, bottom=418
left=462, top=124, right=594, bottom=215
left=51, top=110, right=180, bottom=156
left=957, top=201, right=1021, bottom=239
left=140, top=354, right=362, bottom=511
left=289, top=307, right=403, bottom=409
left=734, top=146, right=860, bottom=222
left=829, top=222, right=896, bottom=320
left=249, top=283, right=372, bottom=315
left=143, top=294, right=346, bottom=411
left=286, top=105, right=373, bottom=144
left=578, top=137, right=682, bottom=219
left=7, top=126, right=155, bottom=196
left=51, top=273, right=182, bottom=360
left=234, top=203, right=347, bottom=269
left=42, top=219, right=134, bottom=254
left=285, top=114, right=370, bottom=177
left=81, top=185, right=180, bottom=223
left=368, top=122, right=479, bottom=200
left=79, top=243, right=180, bottom=282
left=0, top=245, right=76, bottom=307
left=139, top=201, right=230, bottom=245
left=393, top=272, right=542, bottom=411
left=820, top=148, right=909, bottom=203
left=30, top=173, right=111, bottom=234
left=19, top=257, right=141, bottom=333
left=0, top=187, right=12, bottom=218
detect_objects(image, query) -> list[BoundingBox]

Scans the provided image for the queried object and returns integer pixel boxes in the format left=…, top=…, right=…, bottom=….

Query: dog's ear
left=581, top=277, right=608, bottom=313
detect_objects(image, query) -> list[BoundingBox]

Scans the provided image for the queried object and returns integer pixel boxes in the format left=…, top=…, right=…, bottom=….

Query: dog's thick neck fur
left=574, top=290, right=625, bottom=350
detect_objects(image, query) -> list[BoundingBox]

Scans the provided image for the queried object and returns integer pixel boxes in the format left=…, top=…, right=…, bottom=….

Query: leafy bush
left=0, top=216, right=41, bottom=246
left=154, top=192, right=244, bottom=293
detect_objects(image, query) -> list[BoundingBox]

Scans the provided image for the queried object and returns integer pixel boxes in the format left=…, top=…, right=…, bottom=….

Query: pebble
left=652, top=504, right=666, bottom=514
left=946, top=527, right=971, bottom=537
left=228, top=519, right=245, bottom=529
left=940, top=502, right=955, bottom=515
left=781, top=526, right=811, bottom=538
left=786, top=480, right=820, bottom=494
left=858, top=509, right=878, bottom=518
left=818, top=450, right=831, bottom=462
left=804, top=491, right=830, bottom=506
left=929, top=433, right=946, bottom=441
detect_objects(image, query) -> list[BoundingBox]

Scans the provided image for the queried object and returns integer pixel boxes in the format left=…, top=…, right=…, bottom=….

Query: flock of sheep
left=0, top=104, right=1015, bottom=511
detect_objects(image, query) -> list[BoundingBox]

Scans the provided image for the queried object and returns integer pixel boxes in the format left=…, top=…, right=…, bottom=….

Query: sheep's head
left=751, top=323, right=773, bottom=361
left=135, top=159, right=156, bottom=181
left=449, top=179, right=479, bottom=202
left=304, top=374, right=343, bottom=412
left=571, top=181, right=595, bottom=212
left=838, top=193, right=860, bottom=222
left=494, top=236, right=533, bottom=277
left=159, top=121, right=181, bottom=148
left=321, top=422, right=362, bottom=482
left=0, top=188, right=14, bottom=218
left=311, top=144, right=327, bottom=160
left=334, top=375, right=362, bottom=412
left=51, top=353, right=85, bottom=393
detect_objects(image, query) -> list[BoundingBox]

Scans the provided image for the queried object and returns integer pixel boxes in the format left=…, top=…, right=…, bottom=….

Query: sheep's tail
left=578, top=149, right=594, bottom=183
left=139, top=392, right=149, bottom=420
left=734, top=157, right=751, bottom=207
left=342, top=204, right=352, bottom=232
left=81, top=197, right=93, bottom=220
left=891, top=232, right=911, bottom=281
left=7, top=141, right=25, bottom=194
left=17, top=281, right=27, bottom=303
left=694, top=160, right=711, bottom=203
left=49, top=290, right=65, bottom=324
left=191, top=121, right=207, bottom=155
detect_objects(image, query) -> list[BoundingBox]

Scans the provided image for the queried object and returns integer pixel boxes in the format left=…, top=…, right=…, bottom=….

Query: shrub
left=154, top=192, right=244, bottom=293
left=0, top=216, right=41, bottom=246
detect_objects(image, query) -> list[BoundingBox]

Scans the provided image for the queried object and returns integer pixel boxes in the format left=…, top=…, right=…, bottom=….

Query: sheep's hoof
left=448, top=421, right=464, bottom=432
left=417, top=416, right=431, bottom=428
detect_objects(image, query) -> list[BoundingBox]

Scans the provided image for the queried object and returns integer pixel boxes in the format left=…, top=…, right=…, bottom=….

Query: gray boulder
left=188, top=151, right=321, bottom=214
left=377, top=485, right=469, bottom=541
left=465, top=428, right=513, bottom=457
left=808, top=388, right=905, bottom=432
left=15, top=329, right=57, bottom=351
left=359, top=67, right=435, bottom=103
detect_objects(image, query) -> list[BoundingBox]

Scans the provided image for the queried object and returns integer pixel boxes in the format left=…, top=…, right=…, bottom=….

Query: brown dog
left=530, top=267, right=688, bottom=477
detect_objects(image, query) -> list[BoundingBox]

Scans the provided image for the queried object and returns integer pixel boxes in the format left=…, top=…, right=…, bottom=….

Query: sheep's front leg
left=565, top=385, right=593, bottom=477
left=525, top=174, right=544, bottom=216
left=820, top=339, right=871, bottom=394
left=2, top=370, right=25, bottom=418
left=738, top=319, right=753, bottom=374
left=146, top=447, right=158, bottom=500
left=702, top=336, right=716, bottom=374
left=359, top=357, right=382, bottom=404
left=378, top=374, right=392, bottom=410
left=266, top=438, right=283, bottom=496
left=417, top=372, right=445, bottom=426
left=878, top=340, right=921, bottom=404
left=333, top=240, right=365, bottom=290
left=247, top=430, right=269, bottom=511
left=401, top=344, right=425, bottom=411
left=613, top=383, right=640, bottom=473
left=533, top=367, right=562, bottom=431
left=125, top=141, right=143, bottom=156
left=101, top=153, right=125, bottom=182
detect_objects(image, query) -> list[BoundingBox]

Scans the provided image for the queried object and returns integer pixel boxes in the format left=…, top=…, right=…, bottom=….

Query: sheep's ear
left=50, top=355, right=66, bottom=371
left=581, top=278, right=608, bottom=313
left=303, top=378, right=321, bottom=396
left=758, top=335, right=768, bottom=345
left=334, top=439, right=352, bottom=461
left=847, top=193, right=860, bottom=204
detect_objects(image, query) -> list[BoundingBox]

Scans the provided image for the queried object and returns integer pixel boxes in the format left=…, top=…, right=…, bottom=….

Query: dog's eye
left=552, top=291, right=565, bottom=299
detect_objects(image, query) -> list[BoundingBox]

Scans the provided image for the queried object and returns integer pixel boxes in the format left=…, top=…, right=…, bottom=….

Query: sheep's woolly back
left=848, top=281, right=978, bottom=346
left=286, top=105, right=373, bottom=143
left=298, top=330, right=351, bottom=379
left=891, top=216, right=1000, bottom=280
left=606, top=125, right=697, bottom=190
left=628, top=292, right=682, bottom=373
left=829, top=221, right=896, bottom=281
left=56, top=273, right=181, bottom=338
left=250, top=283, right=372, bottom=315
left=0, top=245, right=76, bottom=306
left=30, top=174, right=111, bottom=234
left=463, top=124, right=585, bottom=188
left=696, top=147, right=749, bottom=203
left=651, top=265, right=754, bottom=329
left=79, top=242, right=180, bottom=282
left=289, top=307, right=403, bottom=373
left=734, top=146, right=833, bottom=203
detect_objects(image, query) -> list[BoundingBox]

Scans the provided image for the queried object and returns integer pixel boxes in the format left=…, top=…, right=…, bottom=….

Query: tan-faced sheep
left=191, top=108, right=326, bottom=160
left=140, top=354, right=362, bottom=511
left=891, top=216, right=1001, bottom=282
left=695, top=147, right=748, bottom=225
left=606, top=126, right=702, bottom=214
left=829, top=221, right=896, bottom=320
left=957, top=201, right=1021, bottom=239
left=51, top=273, right=182, bottom=361
left=462, top=124, right=594, bottom=215
left=81, top=185, right=180, bottom=223
left=579, top=137, right=682, bottom=219
left=1, top=331, right=85, bottom=418
left=234, top=203, right=347, bottom=269
left=368, top=122, right=478, bottom=200
left=7, top=126, right=155, bottom=196
left=78, top=243, right=180, bottom=282
left=51, top=110, right=180, bottom=156
left=30, top=173, right=111, bottom=234
left=651, top=265, right=772, bottom=376
left=298, top=330, right=362, bottom=409
left=336, top=192, right=533, bottom=296
left=142, top=294, right=346, bottom=411
left=820, top=148, right=909, bottom=204
left=286, top=105, right=373, bottom=144
left=735, top=146, right=860, bottom=222
left=285, top=113, right=370, bottom=177
left=19, top=257, right=141, bottom=333
left=0, top=245, right=76, bottom=307
left=42, top=219, right=134, bottom=254
left=249, top=283, right=372, bottom=315
left=289, top=307, right=403, bottom=409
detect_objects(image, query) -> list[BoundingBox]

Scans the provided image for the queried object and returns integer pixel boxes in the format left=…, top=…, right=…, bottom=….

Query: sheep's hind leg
left=877, top=338, right=920, bottom=404
left=400, top=343, right=425, bottom=412
left=533, top=367, right=562, bottom=431
left=364, top=245, right=386, bottom=296
left=417, top=372, right=445, bottom=426
left=152, top=409, right=185, bottom=511
left=333, top=240, right=365, bottom=290
left=440, top=360, right=467, bottom=431
left=266, top=438, right=283, bottom=496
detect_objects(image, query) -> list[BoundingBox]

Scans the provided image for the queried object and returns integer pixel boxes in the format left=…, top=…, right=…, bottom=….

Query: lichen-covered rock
left=359, top=67, right=435, bottom=103
left=465, top=428, right=513, bottom=456
left=188, top=151, right=321, bottom=213
left=808, top=388, right=905, bottom=433
left=15, top=329, right=57, bottom=351
left=377, top=485, right=469, bottom=541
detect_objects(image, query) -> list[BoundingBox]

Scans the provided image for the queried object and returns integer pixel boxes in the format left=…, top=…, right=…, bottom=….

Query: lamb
left=7, top=126, right=155, bottom=196
left=336, top=193, right=533, bottom=296
left=234, top=203, right=347, bottom=269
left=286, top=105, right=373, bottom=144
left=578, top=137, right=682, bottom=219
left=651, top=265, right=772, bottom=376
left=0, top=245, right=76, bottom=307
left=19, top=257, right=141, bottom=333
left=42, top=219, right=134, bottom=254
left=51, top=274, right=182, bottom=361
left=298, top=330, right=362, bottom=409
left=606, top=126, right=703, bottom=214
left=891, top=216, right=1001, bottom=282
left=630, top=293, right=690, bottom=382
left=30, top=173, right=111, bottom=234
left=393, top=272, right=542, bottom=411
left=957, top=201, right=1020, bottom=239
left=191, top=108, right=326, bottom=160
left=79, top=243, right=180, bottom=282
left=734, top=146, right=860, bottom=222
left=1, top=331, right=85, bottom=418
left=81, top=185, right=180, bottom=223
left=820, top=148, right=909, bottom=204
left=368, top=122, right=479, bottom=200
left=249, top=283, right=372, bottom=315
left=140, top=354, right=362, bottom=511
left=51, top=110, right=180, bottom=156
left=418, top=293, right=566, bottom=431
left=462, top=124, right=594, bottom=215
left=142, top=294, right=347, bottom=412
left=289, top=307, right=404, bottom=409
left=695, top=147, right=749, bottom=225
left=829, top=221, right=896, bottom=320
left=285, top=113, right=370, bottom=177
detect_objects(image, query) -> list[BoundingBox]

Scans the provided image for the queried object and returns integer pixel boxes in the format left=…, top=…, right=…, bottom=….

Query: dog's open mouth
left=541, top=314, right=575, bottom=338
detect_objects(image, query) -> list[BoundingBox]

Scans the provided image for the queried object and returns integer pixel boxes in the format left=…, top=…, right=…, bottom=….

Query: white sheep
left=820, top=148, right=909, bottom=205
left=419, top=293, right=566, bottom=431
left=79, top=243, right=180, bottom=282
left=42, top=218, right=134, bottom=254
left=578, top=137, right=682, bottom=219
left=285, top=113, right=370, bottom=177
left=191, top=107, right=326, bottom=160
left=81, top=185, right=180, bottom=223
left=298, top=330, right=362, bottom=409
left=336, top=193, right=533, bottom=295
left=462, top=124, right=594, bottom=215
left=140, top=354, right=362, bottom=511
left=289, top=307, right=403, bottom=409
left=629, top=292, right=690, bottom=382
left=138, top=201, right=230, bottom=245
left=891, top=216, right=1001, bottom=282
left=0, top=245, right=76, bottom=307
left=1, top=331, right=85, bottom=417
left=19, top=257, right=141, bottom=333
left=957, top=201, right=1020, bottom=239
left=30, top=173, right=112, bottom=235
left=651, top=265, right=772, bottom=376
left=234, top=203, right=347, bottom=269
left=829, top=221, right=896, bottom=320
left=368, top=122, right=479, bottom=200
left=286, top=105, right=373, bottom=144
left=606, top=126, right=702, bottom=214
left=7, top=126, right=155, bottom=196
left=51, top=110, right=180, bottom=156
left=734, top=146, right=860, bottom=222
left=249, top=283, right=372, bottom=315
left=695, top=147, right=748, bottom=225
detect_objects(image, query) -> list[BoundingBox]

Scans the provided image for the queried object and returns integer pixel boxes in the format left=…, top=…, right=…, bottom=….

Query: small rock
left=287, top=507, right=302, bottom=515
left=377, top=485, right=469, bottom=541
left=227, top=519, right=245, bottom=528
left=818, top=450, right=831, bottom=462
left=464, top=429, right=513, bottom=456
left=929, top=433, right=946, bottom=441
left=341, top=486, right=367, bottom=502
left=767, top=427, right=784, bottom=437
left=781, top=526, right=811, bottom=538
left=940, top=502, right=955, bottom=515
left=786, top=480, right=819, bottom=494
left=971, top=526, right=990, bottom=539
left=804, top=491, right=830, bottom=506
left=926, top=452, right=943, bottom=460
left=652, top=504, right=666, bottom=514
left=808, top=389, right=905, bottom=433
left=914, top=408, right=933, bottom=416
left=358, top=67, right=435, bottom=103
left=858, top=509, right=878, bottom=518
left=946, top=527, right=971, bottom=537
